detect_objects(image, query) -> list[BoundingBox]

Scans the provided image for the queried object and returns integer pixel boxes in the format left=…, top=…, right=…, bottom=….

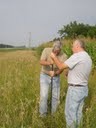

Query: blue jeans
left=39, top=73, right=60, bottom=115
left=65, top=86, right=88, bottom=128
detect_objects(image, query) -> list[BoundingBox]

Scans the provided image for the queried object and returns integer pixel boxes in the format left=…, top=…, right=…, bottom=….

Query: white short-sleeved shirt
left=64, top=51, right=92, bottom=85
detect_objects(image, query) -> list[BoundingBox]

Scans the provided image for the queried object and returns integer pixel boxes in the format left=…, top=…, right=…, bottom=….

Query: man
left=50, top=39, right=92, bottom=128
left=39, top=40, right=67, bottom=116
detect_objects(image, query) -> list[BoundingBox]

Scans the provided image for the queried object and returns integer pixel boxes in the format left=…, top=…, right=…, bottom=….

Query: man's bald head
left=72, top=39, right=85, bottom=53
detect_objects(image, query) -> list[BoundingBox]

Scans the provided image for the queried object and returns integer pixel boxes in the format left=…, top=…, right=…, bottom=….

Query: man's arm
left=40, top=59, right=54, bottom=77
left=40, top=60, right=52, bottom=66
left=42, top=69, right=63, bottom=77
left=54, top=69, right=63, bottom=76
left=50, top=52, right=69, bottom=70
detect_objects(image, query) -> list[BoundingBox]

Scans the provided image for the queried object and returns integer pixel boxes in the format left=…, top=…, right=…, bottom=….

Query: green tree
left=58, top=21, right=96, bottom=39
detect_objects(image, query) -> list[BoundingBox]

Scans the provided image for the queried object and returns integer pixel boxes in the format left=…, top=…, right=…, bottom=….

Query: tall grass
left=0, top=50, right=40, bottom=128
left=0, top=40, right=96, bottom=128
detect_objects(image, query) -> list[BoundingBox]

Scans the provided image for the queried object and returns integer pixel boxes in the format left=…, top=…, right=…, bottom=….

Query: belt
left=69, top=84, right=84, bottom=87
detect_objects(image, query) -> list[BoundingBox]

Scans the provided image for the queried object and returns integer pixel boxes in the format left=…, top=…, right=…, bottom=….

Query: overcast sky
left=0, top=0, right=96, bottom=47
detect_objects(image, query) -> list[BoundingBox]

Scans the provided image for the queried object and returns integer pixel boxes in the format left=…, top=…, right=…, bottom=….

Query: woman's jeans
left=65, top=85, right=88, bottom=128
left=39, top=73, right=60, bottom=115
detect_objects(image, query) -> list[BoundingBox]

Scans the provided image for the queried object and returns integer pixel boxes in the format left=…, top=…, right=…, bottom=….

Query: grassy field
left=0, top=45, right=96, bottom=128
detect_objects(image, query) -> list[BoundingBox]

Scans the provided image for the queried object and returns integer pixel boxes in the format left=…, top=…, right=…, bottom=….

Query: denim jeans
left=39, top=73, right=60, bottom=115
left=65, top=86, right=88, bottom=128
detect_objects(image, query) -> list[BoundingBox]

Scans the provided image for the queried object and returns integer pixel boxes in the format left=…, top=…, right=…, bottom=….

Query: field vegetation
left=0, top=39, right=96, bottom=128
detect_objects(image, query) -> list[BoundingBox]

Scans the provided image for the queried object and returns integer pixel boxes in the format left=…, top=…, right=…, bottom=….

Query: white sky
left=0, top=0, right=96, bottom=47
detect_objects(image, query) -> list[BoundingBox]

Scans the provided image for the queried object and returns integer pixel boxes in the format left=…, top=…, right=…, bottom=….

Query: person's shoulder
left=43, top=47, right=52, bottom=52
left=45, top=47, right=52, bottom=50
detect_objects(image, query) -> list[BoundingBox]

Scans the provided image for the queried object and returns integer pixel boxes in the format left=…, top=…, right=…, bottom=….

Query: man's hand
left=49, top=71, right=55, bottom=77
left=50, top=52, right=68, bottom=71
left=50, top=52, right=56, bottom=60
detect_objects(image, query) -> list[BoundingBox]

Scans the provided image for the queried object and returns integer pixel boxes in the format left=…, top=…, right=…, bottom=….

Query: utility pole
left=28, top=32, right=31, bottom=49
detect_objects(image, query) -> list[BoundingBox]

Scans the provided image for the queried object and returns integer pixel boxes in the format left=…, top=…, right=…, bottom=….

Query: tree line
left=58, top=21, right=96, bottom=39
left=0, top=44, right=14, bottom=48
